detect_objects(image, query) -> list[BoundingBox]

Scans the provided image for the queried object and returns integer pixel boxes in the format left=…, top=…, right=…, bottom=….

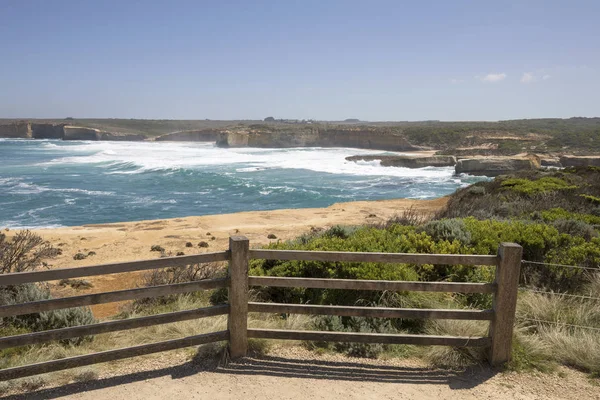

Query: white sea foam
left=7, top=181, right=114, bottom=196
left=34, top=141, right=457, bottom=182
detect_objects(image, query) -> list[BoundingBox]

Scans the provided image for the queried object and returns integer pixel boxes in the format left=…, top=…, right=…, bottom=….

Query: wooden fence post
left=228, top=236, right=249, bottom=358
left=489, top=242, right=522, bottom=367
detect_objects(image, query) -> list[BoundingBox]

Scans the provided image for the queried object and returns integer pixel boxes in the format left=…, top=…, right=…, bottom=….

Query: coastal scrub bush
left=422, top=219, right=471, bottom=245
left=198, top=241, right=209, bottom=248
left=551, top=219, right=597, bottom=241
left=150, top=245, right=164, bottom=252
left=501, top=177, right=577, bottom=195
left=581, top=194, right=600, bottom=205
left=311, top=315, right=395, bottom=358
left=539, top=208, right=600, bottom=225
left=0, top=283, right=95, bottom=345
left=0, top=230, right=96, bottom=345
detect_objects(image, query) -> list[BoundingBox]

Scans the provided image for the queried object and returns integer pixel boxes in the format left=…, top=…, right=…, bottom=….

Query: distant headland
left=2, top=117, right=600, bottom=175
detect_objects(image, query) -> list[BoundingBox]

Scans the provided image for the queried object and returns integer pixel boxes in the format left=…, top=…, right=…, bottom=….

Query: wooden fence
left=0, top=236, right=522, bottom=381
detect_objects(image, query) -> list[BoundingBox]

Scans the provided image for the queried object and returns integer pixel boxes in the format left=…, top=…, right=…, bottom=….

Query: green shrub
left=501, top=177, right=577, bottom=195
left=551, top=219, right=597, bottom=241
left=422, top=219, right=471, bottom=245
left=311, top=316, right=395, bottom=358
left=0, top=284, right=95, bottom=345
left=539, top=208, right=600, bottom=225
left=581, top=194, right=600, bottom=205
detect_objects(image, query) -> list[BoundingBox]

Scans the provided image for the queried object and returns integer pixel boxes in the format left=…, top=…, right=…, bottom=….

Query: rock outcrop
left=346, top=155, right=456, bottom=168
left=0, top=121, right=31, bottom=138
left=540, top=158, right=562, bottom=167
left=559, top=155, right=600, bottom=168
left=215, top=127, right=421, bottom=151
left=216, top=131, right=250, bottom=147
left=63, top=126, right=146, bottom=141
left=155, top=130, right=219, bottom=142
left=63, top=126, right=100, bottom=140
left=99, top=132, right=146, bottom=141
left=31, top=123, right=66, bottom=139
left=455, top=156, right=541, bottom=176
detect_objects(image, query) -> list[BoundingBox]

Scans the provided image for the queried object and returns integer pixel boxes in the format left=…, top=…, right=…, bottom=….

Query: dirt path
left=2, top=347, right=598, bottom=400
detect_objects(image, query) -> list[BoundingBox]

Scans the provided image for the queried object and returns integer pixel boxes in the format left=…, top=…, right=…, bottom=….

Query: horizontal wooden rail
left=0, top=330, right=229, bottom=381
left=0, top=305, right=229, bottom=350
left=248, top=302, right=493, bottom=320
left=248, top=328, right=491, bottom=347
left=0, top=278, right=228, bottom=318
left=249, top=249, right=498, bottom=266
left=0, top=251, right=230, bottom=286
left=248, top=276, right=495, bottom=293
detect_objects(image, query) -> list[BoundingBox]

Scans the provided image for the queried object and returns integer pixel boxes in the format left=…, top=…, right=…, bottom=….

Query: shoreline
left=23, top=197, right=448, bottom=318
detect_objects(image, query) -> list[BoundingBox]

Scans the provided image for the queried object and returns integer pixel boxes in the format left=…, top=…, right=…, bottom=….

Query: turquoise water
left=0, top=139, right=486, bottom=228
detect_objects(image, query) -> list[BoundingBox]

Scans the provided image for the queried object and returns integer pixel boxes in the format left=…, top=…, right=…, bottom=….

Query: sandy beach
left=17, top=197, right=447, bottom=318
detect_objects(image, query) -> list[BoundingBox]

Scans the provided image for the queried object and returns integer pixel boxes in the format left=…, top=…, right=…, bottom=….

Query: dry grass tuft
left=422, top=319, right=488, bottom=368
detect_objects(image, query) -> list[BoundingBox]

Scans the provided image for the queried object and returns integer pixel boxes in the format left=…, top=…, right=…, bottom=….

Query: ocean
left=0, top=139, right=486, bottom=228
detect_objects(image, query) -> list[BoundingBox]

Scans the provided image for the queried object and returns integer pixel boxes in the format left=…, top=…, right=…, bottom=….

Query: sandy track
left=2, top=347, right=598, bottom=400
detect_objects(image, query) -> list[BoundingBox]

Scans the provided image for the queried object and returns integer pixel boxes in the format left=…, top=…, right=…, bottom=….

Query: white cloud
left=478, top=73, right=507, bottom=83
left=520, top=72, right=551, bottom=84
left=520, top=72, right=534, bottom=83
left=450, top=78, right=464, bottom=84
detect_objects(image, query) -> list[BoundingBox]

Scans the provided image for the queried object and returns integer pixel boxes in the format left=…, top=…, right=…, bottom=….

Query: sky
left=1, top=0, right=599, bottom=121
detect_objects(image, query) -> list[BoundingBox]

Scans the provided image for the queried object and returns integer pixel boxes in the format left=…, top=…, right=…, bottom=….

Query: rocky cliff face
left=63, top=126, right=100, bottom=140
left=0, top=122, right=31, bottom=138
left=559, top=155, right=600, bottom=167
left=215, top=127, right=421, bottom=151
left=63, top=126, right=146, bottom=141
left=346, top=155, right=456, bottom=168
left=216, top=131, right=250, bottom=147
left=31, top=123, right=66, bottom=139
left=155, top=130, right=219, bottom=142
left=455, top=156, right=541, bottom=176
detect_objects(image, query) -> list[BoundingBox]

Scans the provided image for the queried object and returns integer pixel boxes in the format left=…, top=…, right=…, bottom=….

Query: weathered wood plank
left=248, top=329, right=491, bottom=347
left=0, top=251, right=230, bottom=286
left=489, top=243, right=522, bottom=366
left=228, top=236, right=249, bottom=358
left=248, top=302, right=493, bottom=320
left=0, top=330, right=229, bottom=381
left=249, top=249, right=498, bottom=266
left=248, top=276, right=495, bottom=293
left=0, top=305, right=229, bottom=350
left=0, top=278, right=228, bottom=318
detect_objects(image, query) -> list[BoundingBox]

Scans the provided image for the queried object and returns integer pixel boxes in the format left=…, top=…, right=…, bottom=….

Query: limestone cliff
left=455, top=155, right=541, bottom=176
left=216, top=126, right=421, bottom=151
left=216, top=130, right=250, bottom=147
left=0, top=121, right=31, bottom=138
left=31, top=123, right=66, bottom=139
left=155, top=130, right=219, bottom=142
left=346, top=155, right=456, bottom=168
left=63, top=126, right=146, bottom=141
left=559, top=155, right=600, bottom=167
left=63, top=126, right=100, bottom=140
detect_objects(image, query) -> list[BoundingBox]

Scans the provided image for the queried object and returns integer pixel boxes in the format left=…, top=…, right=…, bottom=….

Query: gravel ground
left=1, top=346, right=599, bottom=400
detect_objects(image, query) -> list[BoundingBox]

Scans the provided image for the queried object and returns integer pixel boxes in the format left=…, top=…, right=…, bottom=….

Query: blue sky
left=1, top=0, right=598, bottom=121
